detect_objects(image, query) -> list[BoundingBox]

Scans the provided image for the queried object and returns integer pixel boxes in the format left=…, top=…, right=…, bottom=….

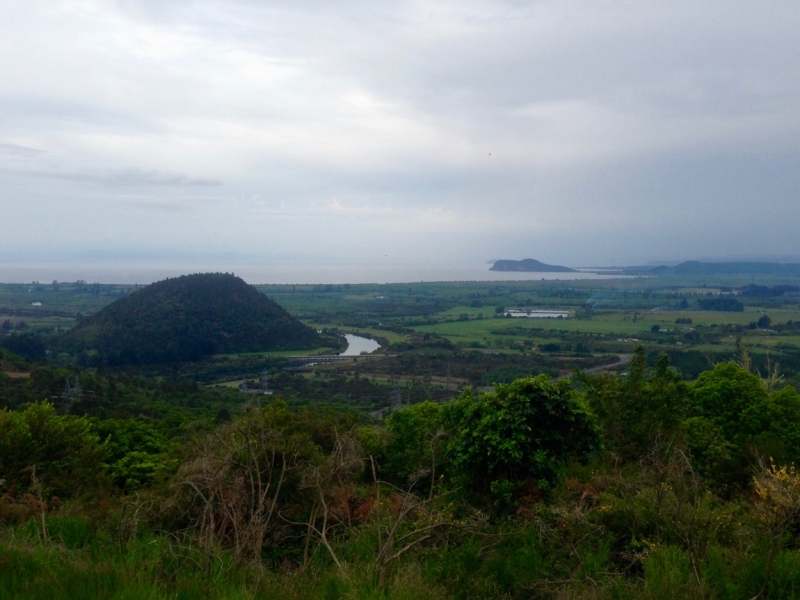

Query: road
left=556, top=354, right=632, bottom=380
left=583, top=353, right=633, bottom=374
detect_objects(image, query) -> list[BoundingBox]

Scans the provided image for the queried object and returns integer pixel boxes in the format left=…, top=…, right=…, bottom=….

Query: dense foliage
left=6, top=344, right=800, bottom=597
left=0, top=402, right=106, bottom=499
left=686, top=362, right=800, bottom=493
left=445, top=376, right=600, bottom=501
left=58, top=273, right=322, bottom=365
left=584, top=347, right=690, bottom=460
left=697, top=296, right=745, bottom=311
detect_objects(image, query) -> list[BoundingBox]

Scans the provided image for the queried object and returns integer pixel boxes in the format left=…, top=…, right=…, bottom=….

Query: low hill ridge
left=59, top=273, right=320, bottom=365
left=490, top=259, right=575, bottom=273
left=623, top=261, right=800, bottom=276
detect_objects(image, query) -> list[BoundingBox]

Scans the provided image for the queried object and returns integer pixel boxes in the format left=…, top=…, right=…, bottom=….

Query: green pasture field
left=674, top=332, right=800, bottom=353
left=434, top=305, right=507, bottom=319
left=0, top=282, right=132, bottom=313
left=656, top=307, right=800, bottom=326
left=411, top=317, right=562, bottom=346
left=415, top=306, right=800, bottom=337
left=0, top=314, right=76, bottom=333
left=405, top=305, right=800, bottom=374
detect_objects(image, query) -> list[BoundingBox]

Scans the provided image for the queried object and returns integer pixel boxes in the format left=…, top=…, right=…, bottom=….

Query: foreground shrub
left=0, top=402, right=106, bottom=501
left=444, top=375, right=600, bottom=505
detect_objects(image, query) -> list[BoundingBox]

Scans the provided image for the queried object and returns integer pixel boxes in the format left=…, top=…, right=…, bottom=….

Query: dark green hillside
left=59, top=273, right=321, bottom=365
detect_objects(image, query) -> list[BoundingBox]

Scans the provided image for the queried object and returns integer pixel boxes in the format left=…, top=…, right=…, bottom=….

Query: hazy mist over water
left=0, top=262, right=633, bottom=286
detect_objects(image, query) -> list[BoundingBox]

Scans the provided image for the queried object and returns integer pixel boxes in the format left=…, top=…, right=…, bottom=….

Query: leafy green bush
left=383, top=402, right=445, bottom=487
left=91, top=418, right=171, bottom=491
left=444, top=375, right=600, bottom=503
left=584, top=348, right=689, bottom=461
left=0, top=402, right=106, bottom=499
left=687, top=362, right=800, bottom=491
left=692, top=362, right=768, bottom=439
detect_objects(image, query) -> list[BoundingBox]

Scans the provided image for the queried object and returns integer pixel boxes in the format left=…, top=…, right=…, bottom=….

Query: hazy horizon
left=2, top=1, right=799, bottom=269
left=0, top=260, right=630, bottom=285
left=4, top=253, right=800, bottom=286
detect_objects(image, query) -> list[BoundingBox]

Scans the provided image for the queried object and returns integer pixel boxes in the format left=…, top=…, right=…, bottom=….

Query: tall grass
left=6, top=534, right=800, bottom=599
left=3, top=513, right=800, bottom=599
left=0, top=515, right=449, bottom=600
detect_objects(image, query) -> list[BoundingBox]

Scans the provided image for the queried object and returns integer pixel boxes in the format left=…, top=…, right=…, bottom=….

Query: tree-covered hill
left=58, top=273, right=321, bottom=365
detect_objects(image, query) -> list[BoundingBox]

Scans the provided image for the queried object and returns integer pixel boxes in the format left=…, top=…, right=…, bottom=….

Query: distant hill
left=59, top=273, right=321, bottom=365
left=490, top=259, right=576, bottom=273
left=623, top=261, right=800, bottom=276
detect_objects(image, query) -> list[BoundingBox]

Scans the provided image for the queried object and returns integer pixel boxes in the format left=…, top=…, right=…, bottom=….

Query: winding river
left=339, top=334, right=381, bottom=356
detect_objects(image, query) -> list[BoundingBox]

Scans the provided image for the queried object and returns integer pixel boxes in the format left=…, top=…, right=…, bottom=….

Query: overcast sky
left=2, top=0, right=799, bottom=271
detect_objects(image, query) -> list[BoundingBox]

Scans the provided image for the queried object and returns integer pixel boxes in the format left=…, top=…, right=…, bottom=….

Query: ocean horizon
left=0, top=262, right=634, bottom=286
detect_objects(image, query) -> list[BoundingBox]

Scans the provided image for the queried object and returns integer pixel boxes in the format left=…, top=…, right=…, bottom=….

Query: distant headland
left=622, top=261, right=800, bottom=276
left=490, top=259, right=576, bottom=273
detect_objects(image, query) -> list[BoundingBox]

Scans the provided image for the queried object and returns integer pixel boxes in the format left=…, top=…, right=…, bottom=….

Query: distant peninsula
left=490, top=259, right=576, bottom=273
left=622, top=261, right=800, bottom=277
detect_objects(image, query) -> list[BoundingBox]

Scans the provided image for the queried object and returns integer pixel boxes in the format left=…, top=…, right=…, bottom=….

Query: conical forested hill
left=59, top=273, right=320, bottom=365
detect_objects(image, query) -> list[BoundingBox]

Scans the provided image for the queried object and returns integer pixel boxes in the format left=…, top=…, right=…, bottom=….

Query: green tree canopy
left=583, top=347, right=689, bottom=460
left=383, top=401, right=445, bottom=487
left=91, top=418, right=169, bottom=492
left=0, top=402, right=106, bottom=498
left=444, top=375, right=600, bottom=502
left=691, top=362, right=768, bottom=441
left=686, top=362, right=800, bottom=492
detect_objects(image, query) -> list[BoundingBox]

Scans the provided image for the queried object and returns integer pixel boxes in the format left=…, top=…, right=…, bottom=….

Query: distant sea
left=0, top=263, right=634, bottom=285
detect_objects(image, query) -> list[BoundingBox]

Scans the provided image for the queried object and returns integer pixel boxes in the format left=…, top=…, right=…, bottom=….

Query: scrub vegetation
left=3, top=271, right=800, bottom=598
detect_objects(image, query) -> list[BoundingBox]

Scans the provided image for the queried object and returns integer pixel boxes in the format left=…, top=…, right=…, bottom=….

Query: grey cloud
left=117, top=198, right=195, bottom=212
left=101, top=169, right=223, bottom=187
left=0, top=96, right=166, bottom=136
left=0, top=144, right=47, bottom=158
left=0, top=0, right=798, bottom=269
left=0, top=166, right=221, bottom=187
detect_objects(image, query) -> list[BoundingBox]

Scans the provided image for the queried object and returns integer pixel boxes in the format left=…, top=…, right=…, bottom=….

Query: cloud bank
left=1, top=0, right=799, bottom=268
